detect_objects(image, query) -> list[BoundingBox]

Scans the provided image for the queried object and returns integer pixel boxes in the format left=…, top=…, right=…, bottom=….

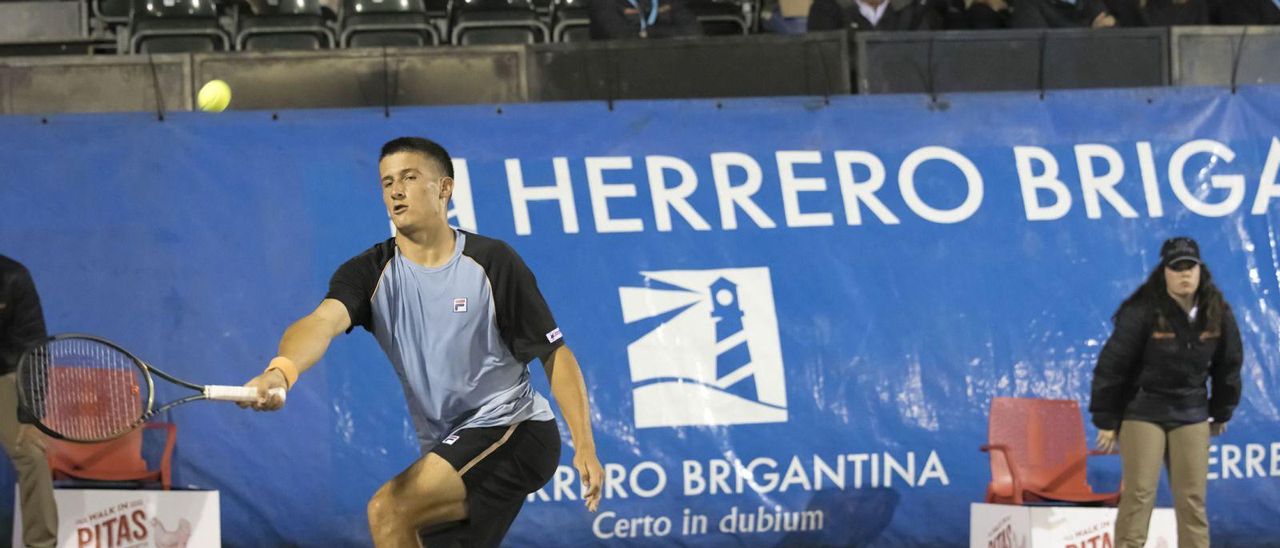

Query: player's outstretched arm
left=242, top=298, right=352, bottom=411
left=543, top=345, right=605, bottom=512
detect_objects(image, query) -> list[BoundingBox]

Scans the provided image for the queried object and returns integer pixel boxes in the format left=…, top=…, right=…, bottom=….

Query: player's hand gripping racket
left=15, top=334, right=285, bottom=443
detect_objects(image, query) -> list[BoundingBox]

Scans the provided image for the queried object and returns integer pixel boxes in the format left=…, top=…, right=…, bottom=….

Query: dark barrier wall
left=528, top=33, right=850, bottom=101
left=193, top=47, right=528, bottom=110
left=0, top=54, right=190, bottom=114
left=856, top=29, right=1168, bottom=94
left=1, top=86, right=1279, bottom=546
left=1171, top=27, right=1280, bottom=87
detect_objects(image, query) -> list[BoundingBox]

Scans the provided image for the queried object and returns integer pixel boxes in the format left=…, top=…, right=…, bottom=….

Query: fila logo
left=442, top=434, right=460, bottom=445
left=546, top=328, right=562, bottom=343
left=618, top=267, right=787, bottom=429
left=452, top=298, right=467, bottom=313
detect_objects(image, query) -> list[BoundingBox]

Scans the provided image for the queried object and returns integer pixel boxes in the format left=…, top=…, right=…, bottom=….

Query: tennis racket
left=16, top=333, right=285, bottom=443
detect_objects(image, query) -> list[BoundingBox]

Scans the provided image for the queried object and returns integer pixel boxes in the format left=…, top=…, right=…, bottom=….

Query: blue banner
left=1, top=85, right=1278, bottom=546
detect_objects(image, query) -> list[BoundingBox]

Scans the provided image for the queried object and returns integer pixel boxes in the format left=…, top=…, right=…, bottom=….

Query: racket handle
left=205, top=385, right=287, bottom=404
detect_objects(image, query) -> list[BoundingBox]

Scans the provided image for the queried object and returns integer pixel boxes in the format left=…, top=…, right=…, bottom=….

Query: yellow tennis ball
left=197, top=79, right=231, bottom=112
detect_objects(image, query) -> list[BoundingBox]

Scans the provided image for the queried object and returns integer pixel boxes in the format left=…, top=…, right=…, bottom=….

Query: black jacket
left=1215, top=0, right=1280, bottom=24
left=588, top=0, right=703, bottom=39
left=1, top=255, right=46, bottom=378
left=807, top=0, right=941, bottom=31
left=1, top=256, right=47, bottom=425
left=1010, top=0, right=1110, bottom=27
left=968, top=2, right=1011, bottom=28
left=1089, top=294, right=1244, bottom=430
left=1105, top=0, right=1209, bottom=25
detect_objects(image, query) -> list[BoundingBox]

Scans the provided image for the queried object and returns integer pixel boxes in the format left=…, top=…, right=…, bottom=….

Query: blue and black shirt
left=325, top=230, right=563, bottom=454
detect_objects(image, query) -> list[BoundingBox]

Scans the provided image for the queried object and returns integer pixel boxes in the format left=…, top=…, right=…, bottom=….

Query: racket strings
left=24, top=338, right=147, bottom=441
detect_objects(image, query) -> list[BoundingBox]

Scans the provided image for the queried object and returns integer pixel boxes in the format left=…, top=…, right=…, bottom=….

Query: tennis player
left=242, top=137, right=604, bottom=547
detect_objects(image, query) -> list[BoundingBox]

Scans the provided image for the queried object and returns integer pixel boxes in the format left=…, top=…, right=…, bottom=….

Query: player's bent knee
left=367, top=490, right=395, bottom=532
left=368, top=487, right=467, bottom=538
left=368, top=456, right=468, bottom=528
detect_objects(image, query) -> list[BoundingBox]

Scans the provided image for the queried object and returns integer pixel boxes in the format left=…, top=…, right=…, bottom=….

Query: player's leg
left=466, top=493, right=527, bottom=548
left=409, top=424, right=531, bottom=548
left=464, top=420, right=562, bottom=548
left=367, top=452, right=468, bottom=548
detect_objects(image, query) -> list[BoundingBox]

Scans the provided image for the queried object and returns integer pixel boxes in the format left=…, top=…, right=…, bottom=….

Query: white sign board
left=972, top=503, right=1176, bottom=548
left=15, top=489, right=220, bottom=548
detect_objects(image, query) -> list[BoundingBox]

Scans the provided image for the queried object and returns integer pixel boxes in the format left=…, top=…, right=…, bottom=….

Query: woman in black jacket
left=1090, top=236, right=1243, bottom=548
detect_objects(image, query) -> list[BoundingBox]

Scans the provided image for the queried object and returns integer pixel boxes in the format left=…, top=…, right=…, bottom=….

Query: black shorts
left=425, top=419, right=560, bottom=547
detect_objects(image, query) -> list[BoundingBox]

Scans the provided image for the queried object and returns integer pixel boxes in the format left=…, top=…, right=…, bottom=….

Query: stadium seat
left=450, top=0, right=549, bottom=46
left=423, top=0, right=447, bottom=35
left=91, top=0, right=132, bottom=28
left=339, top=0, right=440, bottom=48
left=550, top=0, right=588, bottom=42
left=980, top=397, right=1120, bottom=506
left=39, top=366, right=177, bottom=490
left=236, top=0, right=335, bottom=50
left=687, top=0, right=747, bottom=35
left=46, top=422, right=178, bottom=490
left=128, top=0, right=231, bottom=53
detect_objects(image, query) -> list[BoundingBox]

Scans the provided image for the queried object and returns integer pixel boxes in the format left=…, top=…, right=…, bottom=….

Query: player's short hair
left=380, top=137, right=455, bottom=179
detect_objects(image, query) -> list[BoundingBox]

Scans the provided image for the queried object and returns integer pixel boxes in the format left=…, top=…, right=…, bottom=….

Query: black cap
left=1160, top=237, right=1201, bottom=267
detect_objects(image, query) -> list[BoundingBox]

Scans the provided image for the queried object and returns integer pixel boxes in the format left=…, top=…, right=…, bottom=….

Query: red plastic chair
left=46, top=423, right=177, bottom=489
left=41, top=366, right=177, bottom=489
left=980, top=397, right=1119, bottom=506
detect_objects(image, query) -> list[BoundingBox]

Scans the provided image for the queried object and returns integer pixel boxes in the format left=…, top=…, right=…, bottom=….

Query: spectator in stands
left=1010, top=0, right=1117, bottom=27
left=762, top=0, right=811, bottom=34
left=806, top=0, right=941, bottom=31
left=1105, top=0, right=1209, bottom=26
left=967, top=0, right=1011, bottom=28
left=588, top=0, right=703, bottom=39
left=1, top=255, right=58, bottom=548
left=1215, top=0, right=1280, bottom=24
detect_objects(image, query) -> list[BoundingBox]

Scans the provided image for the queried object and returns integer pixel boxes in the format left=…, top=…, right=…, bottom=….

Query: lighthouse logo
left=618, top=267, right=787, bottom=428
